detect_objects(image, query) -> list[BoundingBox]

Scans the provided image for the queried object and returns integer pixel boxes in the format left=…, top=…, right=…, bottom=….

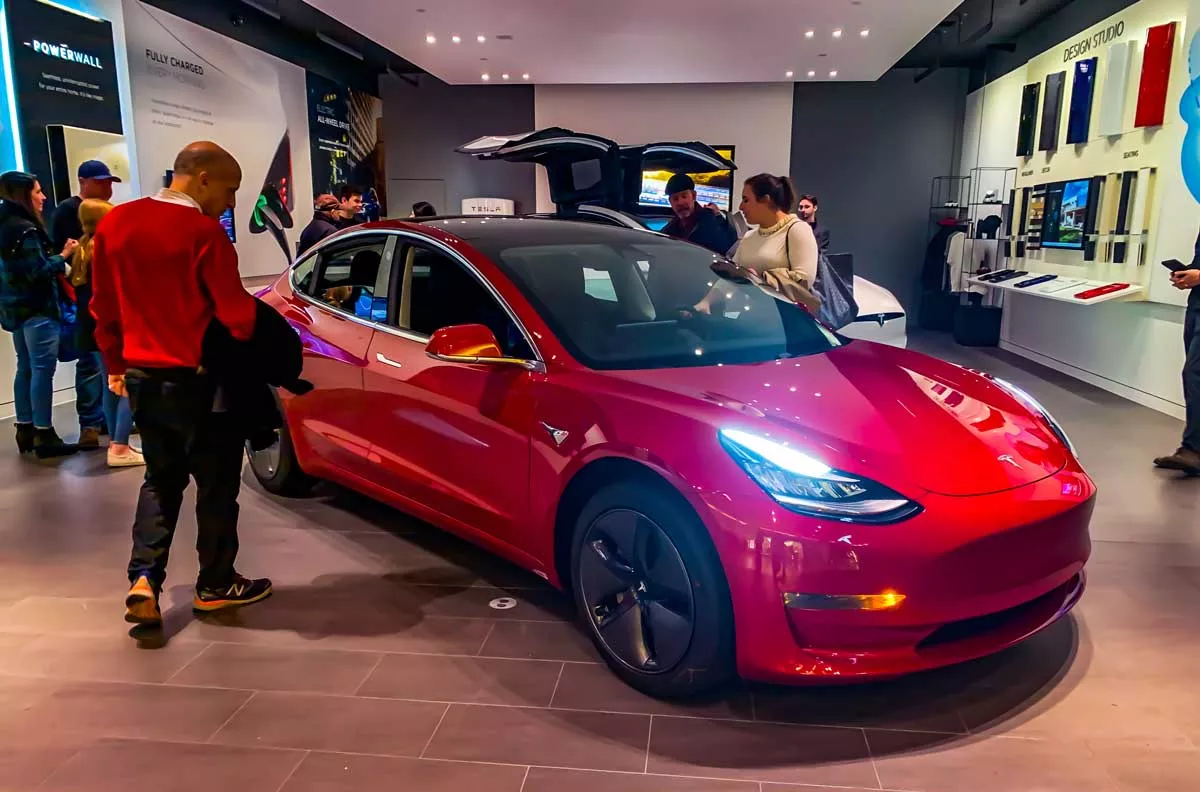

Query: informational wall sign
left=4, top=0, right=123, bottom=201
left=306, top=71, right=386, bottom=217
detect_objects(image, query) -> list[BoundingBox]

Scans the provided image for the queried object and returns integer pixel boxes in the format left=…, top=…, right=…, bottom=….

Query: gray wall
left=380, top=75, right=536, bottom=217
left=791, top=68, right=968, bottom=311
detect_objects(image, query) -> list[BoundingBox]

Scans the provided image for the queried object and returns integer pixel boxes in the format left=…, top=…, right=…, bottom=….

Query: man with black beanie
left=660, top=173, right=738, bottom=256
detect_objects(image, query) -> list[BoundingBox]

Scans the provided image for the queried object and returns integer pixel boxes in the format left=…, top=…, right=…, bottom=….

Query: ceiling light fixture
left=451, top=35, right=461, bottom=43
left=502, top=73, right=510, bottom=80
left=425, top=34, right=436, bottom=44
left=829, top=70, right=839, bottom=78
left=477, top=34, right=487, bottom=43
left=522, top=73, right=530, bottom=80
left=317, top=32, right=364, bottom=60
left=785, top=70, right=794, bottom=78
left=807, top=70, right=816, bottom=77
left=860, top=29, right=870, bottom=37
left=832, top=29, right=843, bottom=38
left=481, top=73, right=490, bottom=81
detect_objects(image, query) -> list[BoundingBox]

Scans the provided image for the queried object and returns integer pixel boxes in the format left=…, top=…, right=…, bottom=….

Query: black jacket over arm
left=202, top=299, right=312, bottom=450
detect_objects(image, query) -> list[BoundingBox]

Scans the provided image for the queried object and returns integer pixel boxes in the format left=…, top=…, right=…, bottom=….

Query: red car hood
left=608, top=342, right=1068, bottom=497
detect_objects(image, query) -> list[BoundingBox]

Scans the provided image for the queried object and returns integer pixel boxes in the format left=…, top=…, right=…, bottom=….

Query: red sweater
left=91, top=195, right=256, bottom=375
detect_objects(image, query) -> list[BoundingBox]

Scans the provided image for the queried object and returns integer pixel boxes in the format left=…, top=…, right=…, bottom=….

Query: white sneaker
left=108, top=448, right=146, bottom=468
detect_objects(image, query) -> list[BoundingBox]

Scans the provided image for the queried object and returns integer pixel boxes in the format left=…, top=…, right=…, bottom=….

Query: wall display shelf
left=967, top=272, right=1144, bottom=305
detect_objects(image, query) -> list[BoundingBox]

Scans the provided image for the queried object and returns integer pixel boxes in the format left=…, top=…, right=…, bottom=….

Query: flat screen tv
left=640, top=147, right=735, bottom=212
left=1041, top=179, right=1091, bottom=250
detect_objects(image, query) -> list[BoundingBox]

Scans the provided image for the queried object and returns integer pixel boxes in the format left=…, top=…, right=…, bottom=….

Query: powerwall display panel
left=4, top=0, right=124, bottom=203
left=1066, top=57, right=1098, bottom=144
left=1039, top=71, right=1066, bottom=152
left=1097, top=41, right=1133, bottom=137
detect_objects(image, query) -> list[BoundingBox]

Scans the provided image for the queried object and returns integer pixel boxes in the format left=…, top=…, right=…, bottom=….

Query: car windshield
left=469, top=223, right=842, bottom=370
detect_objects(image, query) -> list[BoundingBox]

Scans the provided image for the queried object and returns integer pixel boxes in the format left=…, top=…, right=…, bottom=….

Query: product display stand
left=952, top=167, right=1016, bottom=347
left=920, top=176, right=971, bottom=331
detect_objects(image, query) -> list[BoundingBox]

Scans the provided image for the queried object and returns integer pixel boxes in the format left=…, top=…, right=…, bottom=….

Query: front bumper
left=705, top=467, right=1094, bottom=683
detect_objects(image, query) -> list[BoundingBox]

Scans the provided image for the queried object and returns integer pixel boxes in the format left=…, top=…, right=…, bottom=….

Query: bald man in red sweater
left=92, top=142, right=272, bottom=627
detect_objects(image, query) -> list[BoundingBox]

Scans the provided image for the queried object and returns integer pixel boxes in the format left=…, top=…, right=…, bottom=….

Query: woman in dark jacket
left=0, top=171, right=79, bottom=458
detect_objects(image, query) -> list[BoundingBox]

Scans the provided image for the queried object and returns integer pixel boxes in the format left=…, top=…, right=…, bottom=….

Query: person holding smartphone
left=1155, top=240, right=1200, bottom=473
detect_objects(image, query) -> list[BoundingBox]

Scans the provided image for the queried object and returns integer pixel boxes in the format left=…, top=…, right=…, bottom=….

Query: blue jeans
left=94, top=353, right=134, bottom=445
left=75, top=350, right=105, bottom=430
left=11, top=316, right=59, bottom=429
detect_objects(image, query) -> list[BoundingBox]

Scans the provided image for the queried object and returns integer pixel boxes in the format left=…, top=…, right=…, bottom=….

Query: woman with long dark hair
left=0, top=171, right=80, bottom=458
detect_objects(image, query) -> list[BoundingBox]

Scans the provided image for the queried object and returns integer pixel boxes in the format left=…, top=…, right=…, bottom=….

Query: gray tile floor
left=1, top=330, right=1198, bottom=791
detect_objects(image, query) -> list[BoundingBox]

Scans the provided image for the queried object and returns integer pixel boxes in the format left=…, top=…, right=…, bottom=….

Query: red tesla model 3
left=251, top=217, right=1094, bottom=697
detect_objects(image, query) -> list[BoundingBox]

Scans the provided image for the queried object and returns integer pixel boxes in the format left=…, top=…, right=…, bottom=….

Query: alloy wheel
left=577, top=508, right=695, bottom=673
left=247, top=431, right=281, bottom=480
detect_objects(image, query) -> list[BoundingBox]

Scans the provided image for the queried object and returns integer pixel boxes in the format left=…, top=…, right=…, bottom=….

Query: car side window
left=313, top=236, right=391, bottom=322
left=397, top=243, right=534, bottom=360
left=291, top=256, right=317, bottom=295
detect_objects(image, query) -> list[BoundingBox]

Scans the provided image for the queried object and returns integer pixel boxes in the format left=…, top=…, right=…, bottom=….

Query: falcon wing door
left=456, top=128, right=621, bottom=211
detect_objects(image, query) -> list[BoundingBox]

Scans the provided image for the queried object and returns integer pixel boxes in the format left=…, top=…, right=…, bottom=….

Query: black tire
left=246, top=409, right=315, bottom=497
left=569, top=479, right=736, bottom=698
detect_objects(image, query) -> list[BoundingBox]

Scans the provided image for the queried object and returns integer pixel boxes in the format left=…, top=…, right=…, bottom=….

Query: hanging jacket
left=201, top=298, right=313, bottom=451
left=921, top=221, right=968, bottom=292
left=0, top=200, right=68, bottom=332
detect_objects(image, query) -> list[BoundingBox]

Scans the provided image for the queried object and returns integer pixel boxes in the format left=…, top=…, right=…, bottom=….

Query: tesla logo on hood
left=541, top=422, right=569, bottom=447
left=998, top=454, right=1021, bottom=469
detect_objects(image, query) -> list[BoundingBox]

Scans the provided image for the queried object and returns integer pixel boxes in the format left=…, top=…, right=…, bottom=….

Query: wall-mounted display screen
left=1042, top=179, right=1091, bottom=250
left=219, top=208, right=236, bottom=243
left=640, top=147, right=735, bottom=212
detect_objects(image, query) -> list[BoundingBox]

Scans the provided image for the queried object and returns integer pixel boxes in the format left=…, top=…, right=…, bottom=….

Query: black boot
left=33, top=428, right=79, bottom=460
left=14, top=423, right=34, bottom=454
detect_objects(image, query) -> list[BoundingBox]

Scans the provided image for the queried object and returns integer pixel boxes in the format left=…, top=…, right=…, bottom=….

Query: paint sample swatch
left=1067, top=57, right=1098, bottom=144
left=1039, top=71, right=1066, bottom=151
left=1134, top=21, right=1177, bottom=128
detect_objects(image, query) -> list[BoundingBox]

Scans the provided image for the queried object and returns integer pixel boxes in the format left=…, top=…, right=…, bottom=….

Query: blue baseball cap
left=77, top=160, right=121, bottom=182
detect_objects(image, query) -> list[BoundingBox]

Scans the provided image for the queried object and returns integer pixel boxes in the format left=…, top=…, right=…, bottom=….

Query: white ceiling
left=301, top=0, right=961, bottom=85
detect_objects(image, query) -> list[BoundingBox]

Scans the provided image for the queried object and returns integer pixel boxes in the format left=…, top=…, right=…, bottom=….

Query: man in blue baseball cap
left=49, top=160, right=122, bottom=251
left=49, top=160, right=123, bottom=450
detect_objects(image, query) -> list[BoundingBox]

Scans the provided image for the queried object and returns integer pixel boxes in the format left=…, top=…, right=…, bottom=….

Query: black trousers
left=125, top=368, right=243, bottom=592
left=1185, top=310, right=1200, bottom=453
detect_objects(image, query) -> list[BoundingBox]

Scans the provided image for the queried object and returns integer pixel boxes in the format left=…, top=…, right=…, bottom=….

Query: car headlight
left=719, top=429, right=921, bottom=524
left=987, top=376, right=1078, bottom=459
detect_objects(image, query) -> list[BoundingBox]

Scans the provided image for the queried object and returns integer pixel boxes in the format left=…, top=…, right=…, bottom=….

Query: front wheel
left=246, top=409, right=315, bottom=497
left=570, top=480, right=735, bottom=698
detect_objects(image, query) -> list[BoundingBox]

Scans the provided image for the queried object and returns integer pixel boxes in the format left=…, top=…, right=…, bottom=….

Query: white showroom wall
left=533, top=83, right=794, bottom=213
left=961, top=0, right=1195, bottom=418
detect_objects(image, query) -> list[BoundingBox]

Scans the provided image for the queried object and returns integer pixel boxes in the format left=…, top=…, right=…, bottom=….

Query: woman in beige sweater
left=694, top=173, right=818, bottom=314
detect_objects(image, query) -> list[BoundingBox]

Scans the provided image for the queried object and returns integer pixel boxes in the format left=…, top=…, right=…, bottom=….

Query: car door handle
left=375, top=353, right=404, bottom=369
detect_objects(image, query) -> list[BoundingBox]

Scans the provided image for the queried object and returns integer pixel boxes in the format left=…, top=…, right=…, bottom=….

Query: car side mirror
left=425, top=324, right=543, bottom=372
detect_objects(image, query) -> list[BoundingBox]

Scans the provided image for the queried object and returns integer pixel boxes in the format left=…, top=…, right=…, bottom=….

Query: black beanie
left=665, top=173, right=695, bottom=196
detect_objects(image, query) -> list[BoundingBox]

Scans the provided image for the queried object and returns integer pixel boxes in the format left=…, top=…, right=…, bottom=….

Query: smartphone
left=1162, top=258, right=1189, bottom=273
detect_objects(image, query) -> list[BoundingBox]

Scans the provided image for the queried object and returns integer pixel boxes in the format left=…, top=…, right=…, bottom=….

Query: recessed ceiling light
left=832, top=29, right=843, bottom=38
left=481, top=73, right=490, bottom=81
left=522, top=73, right=530, bottom=80
left=805, top=30, right=815, bottom=39
left=829, top=70, right=839, bottom=78
left=860, top=29, right=870, bottom=37
left=451, top=35, right=461, bottom=43
left=425, top=34, right=436, bottom=44
left=785, top=70, right=794, bottom=78
left=807, top=70, right=816, bottom=77
left=502, top=73, right=510, bottom=80
left=477, top=35, right=487, bottom=43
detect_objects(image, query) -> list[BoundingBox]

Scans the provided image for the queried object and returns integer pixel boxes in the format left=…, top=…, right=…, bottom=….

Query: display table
left=966, top=274, right=1144, bottom=305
